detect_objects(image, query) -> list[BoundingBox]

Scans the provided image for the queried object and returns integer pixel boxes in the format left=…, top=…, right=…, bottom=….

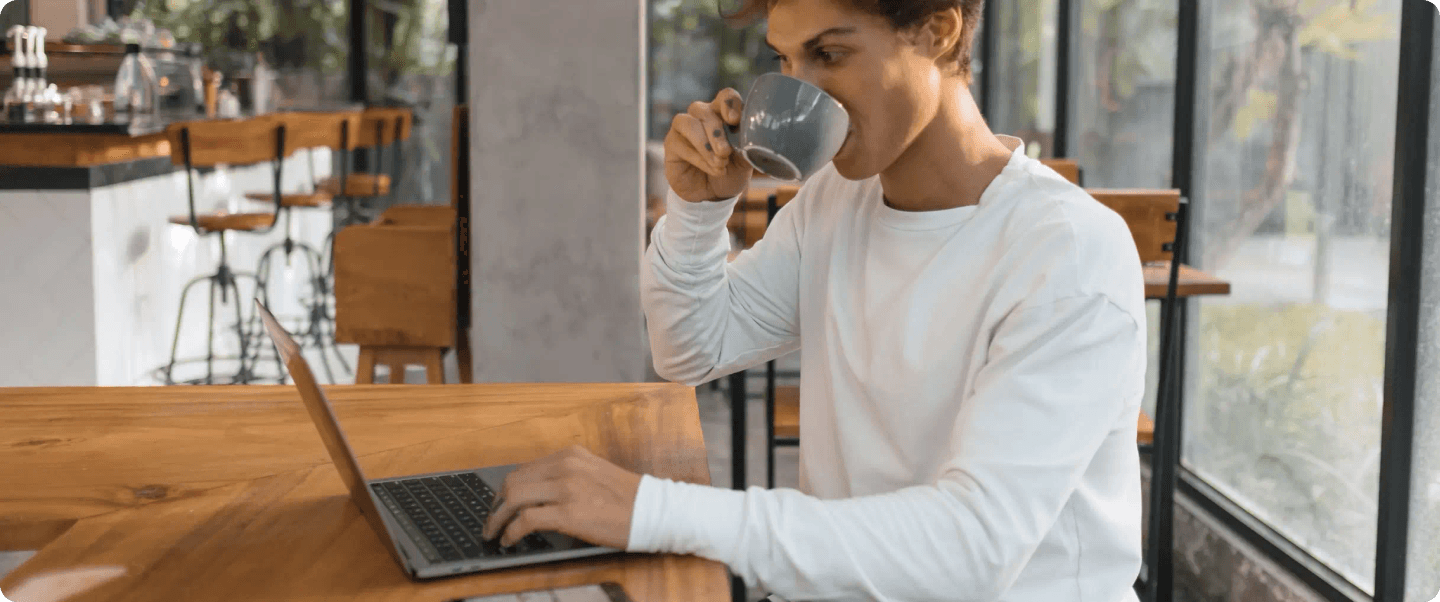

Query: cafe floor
left=0, top=354, right=804, bottom=591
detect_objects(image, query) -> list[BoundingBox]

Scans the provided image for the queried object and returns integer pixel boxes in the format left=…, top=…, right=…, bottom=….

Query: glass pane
left=1403, top=17, right=1440, bottom=602
left=366, top=0, right=457, bottom=206
left=987, top=0, right=1057, bottom=157
left=970, top=17, right=983, bottom=101
left=1070, top=0, right=1175, bottom=188
left=646, top=0, right=771, bottom=238
left=648, top=0, right=770, bottom=141
left=1185, top=0, right=1401, bottom=592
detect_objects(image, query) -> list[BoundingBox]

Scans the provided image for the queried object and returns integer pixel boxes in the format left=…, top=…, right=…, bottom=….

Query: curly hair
left=725, top=0, right=984, bottom=83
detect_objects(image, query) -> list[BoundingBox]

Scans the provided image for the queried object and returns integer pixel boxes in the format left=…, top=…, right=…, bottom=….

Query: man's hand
left=480, top=445, right=644, bottom=549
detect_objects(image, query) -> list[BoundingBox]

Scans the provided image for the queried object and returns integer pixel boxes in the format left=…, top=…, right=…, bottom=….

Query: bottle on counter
left=3, top=26, right=27, bottom=120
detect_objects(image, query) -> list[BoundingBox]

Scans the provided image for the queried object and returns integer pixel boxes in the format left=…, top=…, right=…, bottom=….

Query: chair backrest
left=1040, top=158, right=1083, bottom=186
left=165, top=117, right=288, bottom=168
left=355, top=107, right=413, bottom=149
left=281, top=111, right=362, bottom=154
left=1086, top=188, right=1180, bottom=264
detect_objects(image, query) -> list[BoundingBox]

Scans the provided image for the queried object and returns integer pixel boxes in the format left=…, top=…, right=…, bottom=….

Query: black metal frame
left=1178, top=468, right=1371, bottom=602
left=977, top=0, right=997, bottom=119
left=349, top=0, right=367, bottom=105
left=1374, top=3, right=1433, bottom=601
left=253, top=118, right=356, bottom=386
left=1126, top=0, right=1434, bottom=601
left=1052, top=0, right=1075, bottom=157
left=161, top=123, right=287, bottom=386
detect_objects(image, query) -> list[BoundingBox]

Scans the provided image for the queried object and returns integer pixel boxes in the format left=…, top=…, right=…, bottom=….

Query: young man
left=482, top=0, right=1147, bottom=599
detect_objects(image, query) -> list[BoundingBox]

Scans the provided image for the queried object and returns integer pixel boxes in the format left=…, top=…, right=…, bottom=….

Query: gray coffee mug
left=724, top=73, right=850, bottom=182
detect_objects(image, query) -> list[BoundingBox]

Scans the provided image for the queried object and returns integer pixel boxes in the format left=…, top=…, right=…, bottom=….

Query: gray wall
left=467, top=0, right=649, bottom=382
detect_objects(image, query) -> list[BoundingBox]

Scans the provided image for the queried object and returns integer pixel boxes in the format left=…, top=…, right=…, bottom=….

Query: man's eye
left=817, top=50, right=843, bottom=64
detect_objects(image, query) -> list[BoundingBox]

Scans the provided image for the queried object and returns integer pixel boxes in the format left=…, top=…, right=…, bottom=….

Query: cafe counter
left=0, top=114, right=336, bottom=387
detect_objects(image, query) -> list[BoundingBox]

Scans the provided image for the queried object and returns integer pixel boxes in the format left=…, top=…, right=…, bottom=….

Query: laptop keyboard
left=372, top=473, right=553, bottom=563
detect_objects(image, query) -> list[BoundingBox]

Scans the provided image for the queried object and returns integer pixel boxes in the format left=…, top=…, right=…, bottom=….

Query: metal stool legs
left=254, top=231, right=340, bottom=384
left=162, top=233, right=253, bottom=386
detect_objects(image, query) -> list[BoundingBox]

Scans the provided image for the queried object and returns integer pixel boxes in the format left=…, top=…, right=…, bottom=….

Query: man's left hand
left=481, top=445, right=644, bottom=549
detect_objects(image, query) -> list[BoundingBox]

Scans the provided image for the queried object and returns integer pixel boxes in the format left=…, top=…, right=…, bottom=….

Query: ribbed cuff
left=626, top=474, right=747, bottom=559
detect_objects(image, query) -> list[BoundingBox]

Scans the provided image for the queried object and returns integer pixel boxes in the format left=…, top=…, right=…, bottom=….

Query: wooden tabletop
left=1144, top=261, right=1231, bottom=298
left=0, top=384, right=728, bottom=601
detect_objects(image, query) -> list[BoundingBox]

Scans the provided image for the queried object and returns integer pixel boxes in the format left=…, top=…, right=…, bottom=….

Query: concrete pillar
left=466, top=0, right=648, bottom=382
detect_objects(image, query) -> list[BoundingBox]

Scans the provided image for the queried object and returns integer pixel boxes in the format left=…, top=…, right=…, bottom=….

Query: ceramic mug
left=724, top=73, right=850, bottom=181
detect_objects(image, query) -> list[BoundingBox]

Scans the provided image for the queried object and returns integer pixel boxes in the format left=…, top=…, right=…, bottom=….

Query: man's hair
left=726, top=0, right=985, bottom=84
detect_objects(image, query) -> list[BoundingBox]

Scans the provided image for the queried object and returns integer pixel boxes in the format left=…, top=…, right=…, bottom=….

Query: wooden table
left=0, top=384, right=729, bottom=601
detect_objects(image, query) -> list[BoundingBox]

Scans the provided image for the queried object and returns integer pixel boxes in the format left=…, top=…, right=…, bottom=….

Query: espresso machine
left=2, top=27, right=203, bottom=124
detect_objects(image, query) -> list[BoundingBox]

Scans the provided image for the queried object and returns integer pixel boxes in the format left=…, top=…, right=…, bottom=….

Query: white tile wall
left=0, top=189, right=96, bottom=387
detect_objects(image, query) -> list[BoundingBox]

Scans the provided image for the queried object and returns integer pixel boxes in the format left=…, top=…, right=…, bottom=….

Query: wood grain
left=376, top=205, right=457, bottom=227
left=353, top=346, right=447, bottom=384
left=355, top=107, right=415, bottom=149
left=1040, top=158, right=1082, bottom=185
left=165, top=118, right=288, bottom=168
left=1143, top=261, right=1230, bottom=299
left=773, top=385, right=799, bottom=440
left=168, top=212, right=276, bottom=232
left=0, top=132, right=171, bottom=166
left=243, top=191, right=334, bottom=208
left=1086, top=188, right=1180, bottom=264
left=320, top=173, right=393, bottom=196
left=1137, top=411, right=1155, bottom=446
left=0, top=384, right=728, bottom=601
left=334, top=224, right=457, bottom=348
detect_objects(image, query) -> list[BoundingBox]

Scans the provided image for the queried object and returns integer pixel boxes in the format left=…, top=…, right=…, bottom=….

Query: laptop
left=254, top=300, right=621, bottom=579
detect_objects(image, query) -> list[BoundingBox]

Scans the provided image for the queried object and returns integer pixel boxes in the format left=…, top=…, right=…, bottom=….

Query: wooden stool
left=325, top=107, right=413, bottom=227
left=244, top=111, right=363, bottom=384
left=355, top=346, right=445, bottom=384
left=158, top=117, right=287, bottom=385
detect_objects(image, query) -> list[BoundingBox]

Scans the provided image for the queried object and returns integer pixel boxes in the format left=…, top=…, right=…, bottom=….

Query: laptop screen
left=255, top=300, right=396, bottom=546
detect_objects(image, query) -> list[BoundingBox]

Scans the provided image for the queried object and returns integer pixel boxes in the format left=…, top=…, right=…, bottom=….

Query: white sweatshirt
left=633, top=135, right=1146, bottom=602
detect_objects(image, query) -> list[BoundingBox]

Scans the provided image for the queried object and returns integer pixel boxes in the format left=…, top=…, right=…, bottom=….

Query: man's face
left=765, top=0, right=949, bottom=180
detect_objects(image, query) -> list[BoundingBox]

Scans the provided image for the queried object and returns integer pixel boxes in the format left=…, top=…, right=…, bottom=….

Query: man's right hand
left=664, top=88, right=752, bottom=203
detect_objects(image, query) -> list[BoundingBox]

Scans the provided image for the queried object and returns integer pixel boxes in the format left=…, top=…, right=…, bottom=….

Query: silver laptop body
left=256, top=300, right=621, bottom=579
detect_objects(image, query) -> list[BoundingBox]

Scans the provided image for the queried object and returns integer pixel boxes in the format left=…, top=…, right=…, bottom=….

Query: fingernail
left=713, top=128, right=721, bottom=138
left=705, top=142, right=712, bottom=152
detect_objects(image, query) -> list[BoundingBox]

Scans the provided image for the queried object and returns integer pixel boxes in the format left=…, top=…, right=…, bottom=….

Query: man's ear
left=911, top=8, right=963, bottom=64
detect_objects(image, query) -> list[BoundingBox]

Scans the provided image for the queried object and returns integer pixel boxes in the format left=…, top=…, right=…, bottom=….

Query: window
left=648, top=0, right=771, bottom=141
left=1403, top=17, right=1440, bottom=602
left=1186, top=0, right=1401, bottom=592
left=986, top=0, right=1058, bottom=157
left=363, top=0, right=457, bottom=205
left=1070, top=0, right=1175, bottom=188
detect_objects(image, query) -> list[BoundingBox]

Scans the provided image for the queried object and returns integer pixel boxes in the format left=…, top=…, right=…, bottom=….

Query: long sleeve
left=641, top=188, right=805, bottom=386
left=626, top=293, right=1145, bottom=601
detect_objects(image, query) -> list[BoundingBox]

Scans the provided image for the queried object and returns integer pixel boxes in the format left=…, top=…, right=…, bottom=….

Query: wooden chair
left=243, top=111, right=362, bottom=384
left=320, top=106, right=413, bottom=225
left=331, top=106, right=471, bottom=385
left=159, top=116, right=288, bottom=385
left=1040, top=158, right=1084, bottom=186
left=333, top=208, right=458, bottom=384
